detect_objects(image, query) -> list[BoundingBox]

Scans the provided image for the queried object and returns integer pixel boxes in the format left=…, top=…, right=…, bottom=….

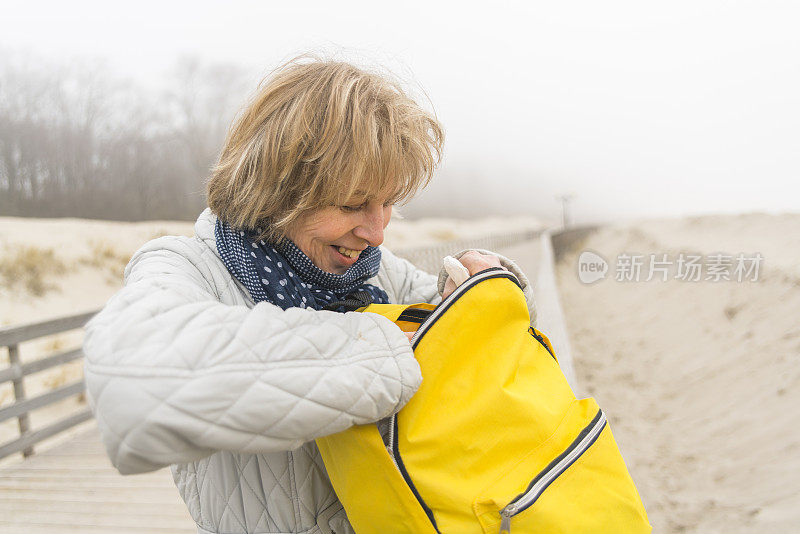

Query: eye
left=339, top=202, right=367, bottom=213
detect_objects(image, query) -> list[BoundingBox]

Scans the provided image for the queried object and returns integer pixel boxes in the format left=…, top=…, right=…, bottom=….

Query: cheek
left=288, top=212, right=334, bottom=247
left=314, top=212, right=359, bottom=241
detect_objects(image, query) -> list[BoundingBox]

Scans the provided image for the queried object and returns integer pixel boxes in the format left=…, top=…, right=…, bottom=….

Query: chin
left=313, top=258, right=343, bottom=275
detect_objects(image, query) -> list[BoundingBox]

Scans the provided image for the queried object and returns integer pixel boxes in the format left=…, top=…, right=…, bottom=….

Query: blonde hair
left=207, top=55, right=444, bottom=242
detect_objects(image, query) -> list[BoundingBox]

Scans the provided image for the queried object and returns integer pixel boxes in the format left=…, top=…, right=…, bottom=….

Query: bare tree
left=0, top=50, right=249, bottom=221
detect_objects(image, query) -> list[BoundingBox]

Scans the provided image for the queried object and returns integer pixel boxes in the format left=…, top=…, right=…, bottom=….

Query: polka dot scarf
left=214, top=218, right=389, bottom=311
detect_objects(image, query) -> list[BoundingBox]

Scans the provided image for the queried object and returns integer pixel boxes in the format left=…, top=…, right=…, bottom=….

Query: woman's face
left=285, top=194, right=394, bottom=275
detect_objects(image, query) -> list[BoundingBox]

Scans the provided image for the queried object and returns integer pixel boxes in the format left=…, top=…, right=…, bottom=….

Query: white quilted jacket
left=83, top=208, right=537, bottom=534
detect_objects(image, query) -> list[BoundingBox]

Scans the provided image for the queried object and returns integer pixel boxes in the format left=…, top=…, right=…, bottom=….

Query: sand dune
left=555, top=212, right=800, bottom=533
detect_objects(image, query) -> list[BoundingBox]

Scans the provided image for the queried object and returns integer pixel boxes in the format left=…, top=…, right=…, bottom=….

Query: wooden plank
left=0, top=499, right=191, bottom=514
left=0, top=409, right=93, bottom=460
left=0, top=477, right=181, bottom=489
left=0, top=471, right=140, bottom=480
left=0, top=348, right=83, bottom=383
left=0, top=509, right=194, bottom=529
left=1, top=451, right=119, bottom=469
left=0, top=380, right=84, bottom=423
left=0, top=310, right=98, bottom=347
left=7, top=344, right=33, bottom=457
left=0, top=361, right=21, bottom=383
left=0, top=525, right=192, bottom=534
left=0, top=428, right=195, bottom=531
left=0, top=503, right=186, bottom=519
left=0, top=453, right=117, bottom=470
left=0, top=486, right=183, bottom=502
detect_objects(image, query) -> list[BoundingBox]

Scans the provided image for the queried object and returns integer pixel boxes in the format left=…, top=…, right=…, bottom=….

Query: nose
left=353, top=203, right=387, bottom=247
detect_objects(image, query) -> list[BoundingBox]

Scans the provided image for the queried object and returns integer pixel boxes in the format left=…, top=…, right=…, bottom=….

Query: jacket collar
left=194, top=208, right=259, bottom=305
left=194, top=208, right=220, bottom=256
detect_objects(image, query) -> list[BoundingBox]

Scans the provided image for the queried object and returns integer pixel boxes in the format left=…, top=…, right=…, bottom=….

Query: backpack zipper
left=529, top=327, right=557, bottom=362
left=410, top=267, right=520, bottom=347
left=388, top=267, right=523, bottom=533
left=498, top=409, right=607, bottom=533
left=386, top=416, right=400, bottom=471
left=389, top=413, right=441, bottom=532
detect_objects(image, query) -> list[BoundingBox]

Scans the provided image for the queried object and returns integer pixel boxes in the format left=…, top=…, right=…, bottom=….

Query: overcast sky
left=3, top=0, right=799, bottom=224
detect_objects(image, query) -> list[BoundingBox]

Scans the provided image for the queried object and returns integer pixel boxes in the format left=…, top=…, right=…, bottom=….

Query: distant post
left=557, top=194, right=576, bottom=229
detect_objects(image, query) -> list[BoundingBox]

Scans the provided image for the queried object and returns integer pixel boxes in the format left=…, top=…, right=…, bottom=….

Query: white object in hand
left=443, top=255, right=470, bottom=287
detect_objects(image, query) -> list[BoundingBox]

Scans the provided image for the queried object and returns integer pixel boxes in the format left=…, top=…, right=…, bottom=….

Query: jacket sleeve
left=436, top=248, right=538, bottom=327
left=82, top=237, right=422, bottom=475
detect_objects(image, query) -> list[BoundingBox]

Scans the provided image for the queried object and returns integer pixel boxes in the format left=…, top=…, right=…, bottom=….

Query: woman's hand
left=403, top=252, right=508, bottom=343
left=441, top=251, right=505, bottom=300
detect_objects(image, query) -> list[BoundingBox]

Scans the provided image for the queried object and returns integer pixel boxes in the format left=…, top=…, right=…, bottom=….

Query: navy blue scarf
left=214, top=219, right=389, bottom=311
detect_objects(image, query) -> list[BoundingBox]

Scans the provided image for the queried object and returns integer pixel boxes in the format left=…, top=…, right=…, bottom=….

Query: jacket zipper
left=498, top=409, right=607, bottom=533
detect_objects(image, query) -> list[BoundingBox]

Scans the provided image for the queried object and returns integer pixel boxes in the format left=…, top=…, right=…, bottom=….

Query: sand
left=555, top=212, right=800, bottom=533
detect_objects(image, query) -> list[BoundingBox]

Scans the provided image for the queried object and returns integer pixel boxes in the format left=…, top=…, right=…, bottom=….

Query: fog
left=3, top=0, right=799, bottom=224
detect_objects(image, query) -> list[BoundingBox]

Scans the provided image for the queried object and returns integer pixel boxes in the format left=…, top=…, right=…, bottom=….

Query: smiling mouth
left=331, top=245, right=363, bottom=260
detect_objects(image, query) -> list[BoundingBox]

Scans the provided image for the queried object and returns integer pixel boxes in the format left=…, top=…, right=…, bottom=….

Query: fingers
left=441, top=276, right=457, bottom=300
left=440, top=251, right=509, bottom=301
left=457, top=250, right=503, bottom=276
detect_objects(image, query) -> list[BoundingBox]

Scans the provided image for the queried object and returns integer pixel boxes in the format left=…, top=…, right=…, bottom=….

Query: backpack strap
left=321, top=290, right=376, bottom=312
left=360, top=302, right=437, bottom=333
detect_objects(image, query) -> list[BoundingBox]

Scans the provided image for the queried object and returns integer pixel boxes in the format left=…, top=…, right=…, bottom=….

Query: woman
left=83, top=57, right=538, bottom=534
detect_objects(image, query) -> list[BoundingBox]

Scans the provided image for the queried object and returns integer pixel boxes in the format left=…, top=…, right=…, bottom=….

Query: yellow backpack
left=316, top=268, right=651, bottom=533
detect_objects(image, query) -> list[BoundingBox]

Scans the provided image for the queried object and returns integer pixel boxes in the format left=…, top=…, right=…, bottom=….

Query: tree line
left=0, top=51, right=250, bottom=220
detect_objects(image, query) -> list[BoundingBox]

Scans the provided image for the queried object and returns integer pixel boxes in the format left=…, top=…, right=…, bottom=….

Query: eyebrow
left=345, top=187, right=399, bottom=203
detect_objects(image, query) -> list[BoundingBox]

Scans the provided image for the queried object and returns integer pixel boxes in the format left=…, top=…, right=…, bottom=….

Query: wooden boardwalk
left=0, top=236, right=576, bottom=533
left=0, top=423, right=195, bottom=533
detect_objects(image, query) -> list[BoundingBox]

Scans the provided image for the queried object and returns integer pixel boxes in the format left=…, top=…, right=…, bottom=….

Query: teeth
left=337, top=246, right=360, bottom=259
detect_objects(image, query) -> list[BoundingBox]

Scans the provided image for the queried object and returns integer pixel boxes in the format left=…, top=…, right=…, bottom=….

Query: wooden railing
left=0, top=311, right=98, bottom=460
left=0, top=228, right=543, bottom=462
left=393, top=229, right=541, bottom=274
